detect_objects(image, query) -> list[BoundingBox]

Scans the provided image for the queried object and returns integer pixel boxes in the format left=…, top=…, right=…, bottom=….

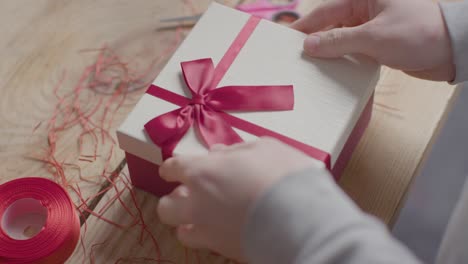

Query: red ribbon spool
left=0, top=177, right=80, bottom=264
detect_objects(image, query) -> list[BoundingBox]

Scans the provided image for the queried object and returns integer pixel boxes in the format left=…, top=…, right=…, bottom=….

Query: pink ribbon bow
left=144, top=58, right=294, bottom=159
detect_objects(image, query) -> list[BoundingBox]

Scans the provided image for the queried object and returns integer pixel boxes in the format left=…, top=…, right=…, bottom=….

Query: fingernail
left=304, top=35, right=320, bottom=53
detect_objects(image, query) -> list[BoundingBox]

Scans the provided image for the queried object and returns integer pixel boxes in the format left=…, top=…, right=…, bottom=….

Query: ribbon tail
left=207, top=85, right=294, bottom=111
left=144, top=106, right=193, bottom=159
left=194, top=105, right=243, bottom=147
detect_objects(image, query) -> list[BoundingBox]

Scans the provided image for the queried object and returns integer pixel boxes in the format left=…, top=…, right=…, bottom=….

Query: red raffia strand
left=120, top=172, right=164, bottom=260
left=84, top=172, right=172, bottom=264
left=119, top=174, right=146, bottom=238
left=100, top=83, right=124, bottom=143
left=71, top=184, right=140, bottom=230
left=73, top=186, right=93, bottom=264
left=73, top=182, right=134, bottom=231
left=98, top=182, right=139, bottom=224
left=90, top=239, right=110, bottom=264
left=76, top=185, right=114, bottom=212
left=97, top=181, right=129, bottom=215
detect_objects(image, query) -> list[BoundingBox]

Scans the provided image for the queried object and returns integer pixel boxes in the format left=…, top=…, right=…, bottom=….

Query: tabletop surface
left=0, top=0, right=458, bottom=263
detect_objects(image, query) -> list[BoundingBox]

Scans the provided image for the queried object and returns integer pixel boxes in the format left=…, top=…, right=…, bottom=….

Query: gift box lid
left=117, top=3, right=380, bottom=167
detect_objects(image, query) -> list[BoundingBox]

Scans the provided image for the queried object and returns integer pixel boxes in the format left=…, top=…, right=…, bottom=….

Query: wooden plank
left=0, top=0, right=197, bottom=206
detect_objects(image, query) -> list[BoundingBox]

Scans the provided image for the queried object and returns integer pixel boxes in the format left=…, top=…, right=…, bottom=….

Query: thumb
left=304, top=26, right=370, bottom=58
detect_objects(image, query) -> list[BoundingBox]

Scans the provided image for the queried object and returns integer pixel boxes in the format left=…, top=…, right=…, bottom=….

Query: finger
left=157, top=185, right=192, bottom=226
left=303, top=25, right=371, bottom=58
left=159, top=155, right=201, bottom=183
left=177, top=224, right=208, bottom=249
left=291, top=0, right=352, bottom=33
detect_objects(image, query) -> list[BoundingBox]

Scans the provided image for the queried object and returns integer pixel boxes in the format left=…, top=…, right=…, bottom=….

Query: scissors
left=160, top=0, right=301, bottom=26
left=236, top=0, right=300, bottom=23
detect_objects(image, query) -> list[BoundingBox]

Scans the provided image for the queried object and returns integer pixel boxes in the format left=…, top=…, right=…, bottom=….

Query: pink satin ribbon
left=0, top=178, right=80, bottom=264
left=144, top=16, right=331, bottom=169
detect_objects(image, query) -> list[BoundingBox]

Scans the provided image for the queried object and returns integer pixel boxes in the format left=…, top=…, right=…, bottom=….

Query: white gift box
left=117, top=3, right=380, bottom=197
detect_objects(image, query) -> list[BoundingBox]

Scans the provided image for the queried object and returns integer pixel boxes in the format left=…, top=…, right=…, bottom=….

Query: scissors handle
left=272, top=10, right=300, bottom=23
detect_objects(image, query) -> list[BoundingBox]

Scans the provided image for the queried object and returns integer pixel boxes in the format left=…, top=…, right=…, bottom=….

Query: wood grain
left=0, top=0, right=458, bottom=263
left=0, top=0, right=197, bottom=204
left=339, top=67, right=458, bottom=224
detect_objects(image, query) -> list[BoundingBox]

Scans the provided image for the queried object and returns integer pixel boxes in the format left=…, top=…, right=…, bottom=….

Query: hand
left=157, top=138, right=321, bottom=260
left=291, top=0, right=455, bottom=81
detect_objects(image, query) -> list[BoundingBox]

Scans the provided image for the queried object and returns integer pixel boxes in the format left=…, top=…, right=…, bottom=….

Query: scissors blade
left=160, top=14, right=202, bottom=23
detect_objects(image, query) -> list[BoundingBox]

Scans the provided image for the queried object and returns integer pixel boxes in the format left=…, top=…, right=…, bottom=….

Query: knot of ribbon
left=144, top=58, right=294, bottom=159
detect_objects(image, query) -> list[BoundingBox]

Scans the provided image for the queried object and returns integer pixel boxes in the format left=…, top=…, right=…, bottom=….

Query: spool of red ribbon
left=0, top=177, right=80, bottom=264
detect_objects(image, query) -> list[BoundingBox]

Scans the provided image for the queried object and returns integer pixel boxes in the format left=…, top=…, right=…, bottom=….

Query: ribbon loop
left=181, top=58, right=215, bottom=96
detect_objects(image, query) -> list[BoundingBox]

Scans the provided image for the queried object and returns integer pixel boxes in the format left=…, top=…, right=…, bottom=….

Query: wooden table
left=0, top=0, right=458, bottom=263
